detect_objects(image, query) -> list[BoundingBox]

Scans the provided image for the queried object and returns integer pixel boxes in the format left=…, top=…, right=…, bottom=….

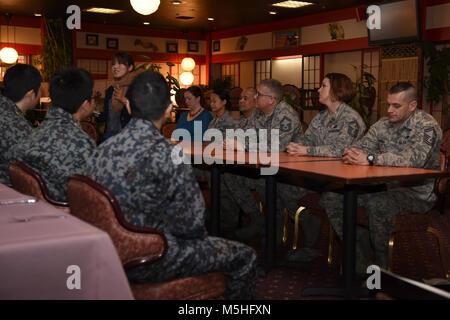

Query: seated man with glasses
left=11, top=68, right=96, bottom=202
left=223, top=79, right=302, bottom=241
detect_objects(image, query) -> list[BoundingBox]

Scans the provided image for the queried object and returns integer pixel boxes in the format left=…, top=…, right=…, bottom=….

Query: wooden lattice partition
left=379, top=43, right=423, bottom=118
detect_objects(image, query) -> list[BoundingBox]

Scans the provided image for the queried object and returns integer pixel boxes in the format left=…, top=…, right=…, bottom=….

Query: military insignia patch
left=280, top=116, right=292, bottom=132
left=423, top=127, right=435, bottom=146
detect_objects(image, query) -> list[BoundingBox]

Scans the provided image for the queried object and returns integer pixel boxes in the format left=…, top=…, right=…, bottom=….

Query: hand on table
left=286, top=142, right=308, bottom=156
left=342, top=148, right=369, bottom=165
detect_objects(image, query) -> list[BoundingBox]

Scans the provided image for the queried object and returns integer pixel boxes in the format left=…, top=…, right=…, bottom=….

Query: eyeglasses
left=256, top=90, right=274, bottom=99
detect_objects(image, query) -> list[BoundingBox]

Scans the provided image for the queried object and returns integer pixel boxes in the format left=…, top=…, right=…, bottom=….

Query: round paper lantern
left=0, top=47, right=18, bottom=64
left=180, top=72, right=194, bottom=86
left=130, top=0, right=160, bottom=15
left=181, top=57, right=195, bottom=71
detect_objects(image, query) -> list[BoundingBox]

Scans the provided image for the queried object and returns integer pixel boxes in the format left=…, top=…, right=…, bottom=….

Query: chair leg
left=282, top=208, right=288, bottom=244
left=291, top=206, right=306, bottom=250
left=388, top=233, right=395, bottom=272
left=327, top=225, right=334, bottom=265
left=426, top=226, right=450, bottom=279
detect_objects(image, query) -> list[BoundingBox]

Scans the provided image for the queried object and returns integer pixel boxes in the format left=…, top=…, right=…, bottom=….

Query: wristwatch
left=367, top=154, right=375, bottom=166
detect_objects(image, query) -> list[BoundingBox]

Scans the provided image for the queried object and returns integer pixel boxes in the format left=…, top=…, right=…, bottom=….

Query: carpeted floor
left=244, top=204, right=450, bottom=300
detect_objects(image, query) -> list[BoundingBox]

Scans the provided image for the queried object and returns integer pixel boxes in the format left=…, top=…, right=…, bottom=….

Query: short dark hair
left=325, top=73, right=355, bottom=103
left=128, top=71, right=171, bottom=121
left=49, top=68, right=93, bottom=114
left=213, top=89, right=232, bottom=109
left=389, top=82, right=418, bottom=102
left=112, top=52, right=134, bottom=70
left=3, top=64, right=42, bottom=103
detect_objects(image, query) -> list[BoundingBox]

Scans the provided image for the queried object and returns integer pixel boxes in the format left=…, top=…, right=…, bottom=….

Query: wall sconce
left=130, top=0, right=160, bottom=15
left=180, top=72, right=194, bottom=86
left=0, top=13, right=18, bottom=64
left=181, top=57, right=195, bottom=71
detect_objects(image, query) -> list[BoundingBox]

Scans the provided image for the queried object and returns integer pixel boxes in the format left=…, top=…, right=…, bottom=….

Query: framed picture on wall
left=187, top=41, right=199, bottom=52
left=213, top=40, right=220, bottom=52
left=86, top=34, right=99, bottom=47
left=106, top=38, right=119, bottom=50
left=272, top=29, right=299, bottom=49
left=166, top=42, right=178, bottom=53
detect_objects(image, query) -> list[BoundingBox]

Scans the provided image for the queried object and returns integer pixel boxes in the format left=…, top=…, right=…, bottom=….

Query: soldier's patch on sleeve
left=347, top=122, right=358, bottom=138
left=280, top=116, right=292, bottom=132
left=423, top=126, right=436, bottom=147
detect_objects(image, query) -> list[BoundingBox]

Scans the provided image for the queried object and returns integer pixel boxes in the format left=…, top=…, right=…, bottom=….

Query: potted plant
left=350, top=64, right=377, bottom=128
left=422, top=42, right=450, bottom=129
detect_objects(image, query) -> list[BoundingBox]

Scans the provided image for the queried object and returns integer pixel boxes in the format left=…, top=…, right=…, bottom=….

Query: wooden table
left=277, top=161, right=450, bottom=299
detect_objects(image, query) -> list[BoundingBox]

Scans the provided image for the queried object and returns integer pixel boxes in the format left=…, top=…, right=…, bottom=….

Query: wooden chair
left=8, top=160, right=70, bottom=212
left=161, top=123, right=177, bottom=140
left=80, top=120, right=100, bottom=145
left=67, top=174, right=226, bottom=300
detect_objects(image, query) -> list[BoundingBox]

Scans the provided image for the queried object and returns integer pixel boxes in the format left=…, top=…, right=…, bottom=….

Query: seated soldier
left=320, top=82, right=442, bottom=273
left=281, top=73, right=366, bottom=263
left=0, top=64, right=42, bottom=185
left=11, top=68, right=96, bottom=202
left=84, top=71, right=257, bottom=300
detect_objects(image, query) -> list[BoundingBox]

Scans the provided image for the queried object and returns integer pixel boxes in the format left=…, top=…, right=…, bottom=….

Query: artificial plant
left=350, top=64, right=377, bottom=128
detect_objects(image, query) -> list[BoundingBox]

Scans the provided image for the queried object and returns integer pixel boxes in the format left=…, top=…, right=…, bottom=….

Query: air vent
left=176, top=16, right=194, bottom=20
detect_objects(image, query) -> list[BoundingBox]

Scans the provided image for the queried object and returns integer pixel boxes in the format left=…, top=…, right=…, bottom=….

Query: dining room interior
left=0, top=0, right=449, bottom=302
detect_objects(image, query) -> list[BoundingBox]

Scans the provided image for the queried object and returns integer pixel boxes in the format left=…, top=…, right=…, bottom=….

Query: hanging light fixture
left=0, top=13, right=18, bottom=64
left=181, top=57, right=195, bottom=71
left=180, top=72, right=194, bottom=86
left=130, top=0, right=161, bottom=15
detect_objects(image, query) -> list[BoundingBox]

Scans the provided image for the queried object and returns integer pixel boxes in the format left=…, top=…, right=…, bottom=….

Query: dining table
left=0, top=183, right=134, bottom=300
left=177, top=140, right=450, bottom=299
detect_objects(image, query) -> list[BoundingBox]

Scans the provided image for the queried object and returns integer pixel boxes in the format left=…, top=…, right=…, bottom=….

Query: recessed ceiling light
left=83, top=7, right=125, bottom=14
left=143, top=22, right=150, bottom=25
left=272, top=1, right=314, bottom=9
left=269, top=11, right=278, bottom=15
left=34, top=13, right=42, bottom=17
left=208, top=17, right=214, bottom=21
left=172, top=0, right=182, bottom=4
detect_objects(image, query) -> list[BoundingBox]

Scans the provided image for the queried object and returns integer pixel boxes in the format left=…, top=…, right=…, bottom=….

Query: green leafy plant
left=135, top=55, right=180, bottom=95
left=422, top=42, right=450, bottom=128
left=350, top=64, right=377, bottom=128
left=40, top=17, right=72, bottom=81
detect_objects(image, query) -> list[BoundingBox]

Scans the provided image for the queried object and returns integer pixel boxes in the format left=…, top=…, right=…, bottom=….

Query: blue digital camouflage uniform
left=0, top=96, right=33, bottom=185
left=10, top=107, right=96, bottom=202
left=84, top=118, right=257, bottom=299
left=319, top=108, right=442, bottom=269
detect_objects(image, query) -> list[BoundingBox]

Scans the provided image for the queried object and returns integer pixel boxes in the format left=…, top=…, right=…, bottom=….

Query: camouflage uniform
left=319, top=109, right=442, bottom=269
left=84, top=118, right=257, bottom=300
left=208, top=111, right=238, bottom=137
left=223, top=100, right=301, bottom=239
left=281, top=102, right=367, bottom=219
left=10, top=107, right=96, bottom=202
left=0, top=96, right=33, bottom=185
left=278, top=103, right=366, bottom=259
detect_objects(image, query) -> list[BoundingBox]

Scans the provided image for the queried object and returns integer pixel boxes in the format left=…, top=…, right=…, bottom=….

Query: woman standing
left=175, top=86, right=212, bottom=141
left=101, top=52, right=135, bottom=141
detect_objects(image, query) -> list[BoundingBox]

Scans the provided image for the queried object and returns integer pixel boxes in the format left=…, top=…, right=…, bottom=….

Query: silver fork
left=11, top=215, right=67, bottom=222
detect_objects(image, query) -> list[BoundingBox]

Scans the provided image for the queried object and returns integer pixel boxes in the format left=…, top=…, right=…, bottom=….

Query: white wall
left=272, top=58, right=302, bottom=87
left=324, top=50, right=361, bottom=82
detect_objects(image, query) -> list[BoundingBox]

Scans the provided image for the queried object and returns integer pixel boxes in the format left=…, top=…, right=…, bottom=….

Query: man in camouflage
left=281, top=73, right=366, bottom=262
left=11, top=68, right=96, bottom=202
left=0, top=64, right=42, bottom=185
left=84, top=71, right=257, bottom=299
left=223, top=79, right=301, bottom=241
left=238, top=87, right=257, bottom=127
left=319, top=82, right=442, bottom=271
